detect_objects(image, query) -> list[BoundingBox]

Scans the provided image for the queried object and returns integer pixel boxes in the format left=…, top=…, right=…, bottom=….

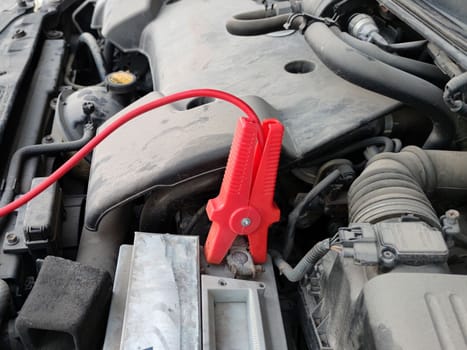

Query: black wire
left=301, top=136, right=394, bottom=167
left=379, top=40, right=427, bottom=53
left=283, top=169, right=341, bottom=259
left=182, top=205, right=206, bottom=235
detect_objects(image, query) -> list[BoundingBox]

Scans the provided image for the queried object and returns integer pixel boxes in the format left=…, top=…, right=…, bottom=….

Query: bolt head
left=380, top=249, right=397, bottom=269
left=82, top=101, right=95, bottom=115
left=13, top=29, right=26, bottom=39
left=6, top=233, right=18, bottom=245
left=382, top=250, right=394, bottom=258
left=218, top=279, right=227, bottom=286
left=44, top=135, right=54, bottom=143
left=241, top=217, right=251, bottom=227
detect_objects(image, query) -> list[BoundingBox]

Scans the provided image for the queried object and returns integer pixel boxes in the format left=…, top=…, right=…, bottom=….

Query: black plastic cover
left=91, top=0, right=398, bottom=160
left=86, top=0, right=400, bottom=230
left=99, top=0, right=163, bottom=51
left=23, top=178, right=62, bottom=244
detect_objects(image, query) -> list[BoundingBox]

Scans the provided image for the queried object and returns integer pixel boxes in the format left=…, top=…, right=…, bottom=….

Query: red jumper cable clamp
left=204, top=117, right=284, bottom=264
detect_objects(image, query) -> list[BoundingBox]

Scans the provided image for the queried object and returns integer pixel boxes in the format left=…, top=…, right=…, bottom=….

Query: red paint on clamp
left=204, top=117, right=284, bottom=264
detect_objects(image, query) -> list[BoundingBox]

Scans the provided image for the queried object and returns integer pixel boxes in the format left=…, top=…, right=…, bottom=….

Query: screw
left=218, top=279, right=227, bottom=287
left=13, top=29, right=26, bottom=39
left=382, top=250, right=394, bottom=260
left=381, top=249, right=397, bottom=269
left=241, top=217, right=251, bottom=227
left=44, top=135, right=54, bottom=143
left=50, top=97, right=58, bottom=110
left=6, top=233, right=18, bottom=246
left=82, top=101, right=95, bottom=116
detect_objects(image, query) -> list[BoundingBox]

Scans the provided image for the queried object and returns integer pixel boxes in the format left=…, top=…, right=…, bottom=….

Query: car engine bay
left=0, top=0, right=467, bottom=349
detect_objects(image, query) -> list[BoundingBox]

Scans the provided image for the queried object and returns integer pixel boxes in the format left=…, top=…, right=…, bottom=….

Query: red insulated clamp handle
left=204, top=117, right=284, bottom=264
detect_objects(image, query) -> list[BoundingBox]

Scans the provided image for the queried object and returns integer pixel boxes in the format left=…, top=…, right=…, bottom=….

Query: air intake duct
left=348, top=146, right=467, bottom=227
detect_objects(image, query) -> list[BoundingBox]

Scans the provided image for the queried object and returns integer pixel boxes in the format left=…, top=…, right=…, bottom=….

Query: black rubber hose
left=334, top=30, right=448, bottom=87
left=283, top=169, right=341, bottom=259
left=103, top=40, right=114, bottom=72
left=226, top=9, right=296, bottom=36
left=139, top=172, right=222, bottom=232
left=0, top=279, right=10, bottom=325
left=304, top=23, right=455, bottom=149
left=0, top=124, right=94, bottom=231
left=78, top=32, right=107, bottom=81
left=381, top=40, right=427, bottom=53
left=305, top=136, right=394, bottom=166
left=271, top=238, right=330, bottom=282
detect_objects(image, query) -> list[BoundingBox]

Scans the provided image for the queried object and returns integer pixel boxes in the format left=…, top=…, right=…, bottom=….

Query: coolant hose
left=77, top=32, right=107, bottom=81
left=0, top=279, right=10, bottom=325
left=271, top=238, right=331, bottom=282
left=334, top=29, right=448, bottom=87
left=226, top=9, right=299, bottom=36
left=0, top=125, right=94, bottom=231
left=283, top=169, right=341, bottom=258
left=348, top=146, right=467, bottom=227
left=304, top=22, right=455, bottom=149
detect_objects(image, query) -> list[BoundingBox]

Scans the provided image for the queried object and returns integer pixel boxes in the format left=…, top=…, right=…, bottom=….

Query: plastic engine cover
left=86, top=0, right=400, bottom=229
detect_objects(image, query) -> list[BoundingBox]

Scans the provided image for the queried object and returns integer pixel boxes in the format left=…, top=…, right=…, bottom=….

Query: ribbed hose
left=271, top=239, right=330, bottom=282
left=0, top=279, right=10, bottom=325
left=349, top=146, right=467, bottom=228
left=348, top=146, right=439, bottom=228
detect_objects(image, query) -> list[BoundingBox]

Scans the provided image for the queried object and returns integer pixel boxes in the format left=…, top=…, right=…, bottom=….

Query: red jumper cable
left=0, top=88, right=283, bottom=265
